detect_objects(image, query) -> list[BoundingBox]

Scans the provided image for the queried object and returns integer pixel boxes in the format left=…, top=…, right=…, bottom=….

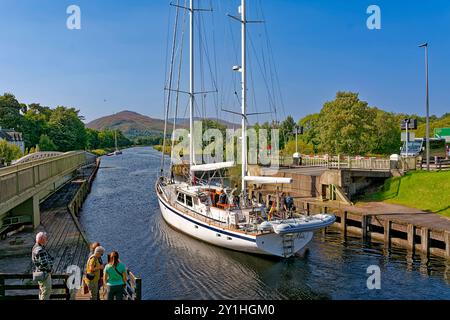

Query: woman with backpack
left=84, top=245, right=105, bottom=300
left=104, top=251, right=128, bottom=300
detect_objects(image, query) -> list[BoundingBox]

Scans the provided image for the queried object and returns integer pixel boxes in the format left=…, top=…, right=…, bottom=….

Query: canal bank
left=79, top=147, right=450, bottom=299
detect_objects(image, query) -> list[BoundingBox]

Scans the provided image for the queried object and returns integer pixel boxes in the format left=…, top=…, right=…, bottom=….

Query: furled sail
left=244, top=176, right=293, bottom=184
left=190, top=161, right=235, bottom=172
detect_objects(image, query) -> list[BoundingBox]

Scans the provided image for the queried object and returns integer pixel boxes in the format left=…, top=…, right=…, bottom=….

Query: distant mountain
left=86, top=111, right=171, bottom=139
left=86, top=111, right=238, bottom=139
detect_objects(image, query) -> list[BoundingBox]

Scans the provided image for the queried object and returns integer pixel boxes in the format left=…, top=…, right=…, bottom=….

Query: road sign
left=434, top=128, right=450, bottom=142
left=400, top=119, right=418, bottom=130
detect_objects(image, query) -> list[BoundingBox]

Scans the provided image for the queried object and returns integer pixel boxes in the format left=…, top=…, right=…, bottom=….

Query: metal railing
left=281, top=155, right=391, bottom=170
left=11, top=152, right=63, bottom=165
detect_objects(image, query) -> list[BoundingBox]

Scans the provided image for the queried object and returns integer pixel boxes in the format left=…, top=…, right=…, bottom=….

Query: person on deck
left=32, top=232, right=54, bottom=300
left=84, top=246, right=105, bottom=300
left=218, top=189, right=228, bottom=205
left=104, top=251, right=128, bottom=300
left=231, top=184, right=240, bottom=207
left=90, top=242, right=105, bottom=297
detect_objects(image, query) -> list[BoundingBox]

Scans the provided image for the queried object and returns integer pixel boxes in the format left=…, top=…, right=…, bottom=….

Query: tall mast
left=240, top=0, right=247, bottom=196
left=189, top=0, right=195, bottom=180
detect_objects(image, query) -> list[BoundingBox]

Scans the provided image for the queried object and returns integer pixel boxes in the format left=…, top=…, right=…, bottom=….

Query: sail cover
left=244, top=176, right=293, bottom=184
left=190, top=161, right=235, bottom=172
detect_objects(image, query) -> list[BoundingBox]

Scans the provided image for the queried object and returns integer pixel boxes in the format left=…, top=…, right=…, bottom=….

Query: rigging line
left=260, top=32, right=278, bottom=121
left=161, top=0, right=182, bottom=174
left=210, top=0, right=219, bottom=120
left=259, top=0, right=286, bottom=121
left=195, top=8, right=220, bottom=120
left=163, top=4, right=173, bottom=90
left=172, top=0, right=188, bottom=159
left=196, top=14, right=219, bottom=94
left=248, top=33, right=276, bottom=121
left=198, top=8, right=206, bottom=118
left=247, top=46, right=260, bottom=125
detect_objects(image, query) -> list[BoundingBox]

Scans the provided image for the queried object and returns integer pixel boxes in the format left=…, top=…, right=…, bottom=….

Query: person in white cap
left=84, top=245, right=105, bottom=300
left=32, top=232, right=54, bottom=300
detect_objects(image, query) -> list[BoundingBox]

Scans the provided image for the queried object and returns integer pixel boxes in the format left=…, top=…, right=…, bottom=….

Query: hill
left=86, top=111, right=238, bottom=139
left=86, top=111, right=179, bottom=139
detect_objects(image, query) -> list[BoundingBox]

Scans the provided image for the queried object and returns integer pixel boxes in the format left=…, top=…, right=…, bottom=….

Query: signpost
left=292, top=126, right=304, bottom=157
left=400, top=119, right=417, bottom=157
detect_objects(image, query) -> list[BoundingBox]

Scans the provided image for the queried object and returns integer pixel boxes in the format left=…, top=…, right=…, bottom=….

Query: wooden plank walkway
left=296, top=198, right=450, bottom=259
left=39, top=180, right=90, bottom=274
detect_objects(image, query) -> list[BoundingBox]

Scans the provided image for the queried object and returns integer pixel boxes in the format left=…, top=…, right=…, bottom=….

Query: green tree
left=0, top=93, right=25, bottom=131
left=318, top=92, right=377, bottom=155
left=370, top=109, right=402, bottom=155
left=86, top=128, right=100, bottom=150
left=47, top=107, right=87, bottom=151
left=279, top=115, right=296, bottom=149
left=38, top=134, right=57, bottom=151
left=299, top=113, right=321, bottom=153
left=0, top=140, right=23, bottom=164
left=22, top=103, right=52, bottom=148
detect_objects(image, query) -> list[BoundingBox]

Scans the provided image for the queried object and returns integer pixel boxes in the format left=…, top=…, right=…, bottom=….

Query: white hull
left=157, top=190, right=314, bottom=258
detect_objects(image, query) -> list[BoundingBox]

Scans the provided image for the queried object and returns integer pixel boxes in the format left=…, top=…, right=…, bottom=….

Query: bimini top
left=244, top=176, right=293, bottom=184
left=190, top=161, right=235, bottom=172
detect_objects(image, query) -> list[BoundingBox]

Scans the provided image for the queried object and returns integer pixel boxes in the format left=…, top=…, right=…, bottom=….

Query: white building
left=0, top=129, right=25, bottom=153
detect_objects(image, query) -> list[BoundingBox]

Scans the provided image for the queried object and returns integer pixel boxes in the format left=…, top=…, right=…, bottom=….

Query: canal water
left=80, top=147, right=450, bottom=300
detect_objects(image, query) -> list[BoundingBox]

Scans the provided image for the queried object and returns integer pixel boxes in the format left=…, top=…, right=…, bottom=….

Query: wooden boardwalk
left=39, top=180, right=90, bottom=274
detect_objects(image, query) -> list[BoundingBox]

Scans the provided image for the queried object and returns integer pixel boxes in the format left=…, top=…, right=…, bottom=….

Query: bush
left=0, top=140, right=23, bottom=165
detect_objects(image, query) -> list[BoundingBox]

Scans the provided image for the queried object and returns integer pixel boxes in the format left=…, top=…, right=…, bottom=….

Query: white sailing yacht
left=156, top=0, right=335, bottom=258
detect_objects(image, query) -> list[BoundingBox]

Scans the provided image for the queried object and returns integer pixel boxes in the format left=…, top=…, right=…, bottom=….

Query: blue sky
left=0, top=0, right=449, bottom=123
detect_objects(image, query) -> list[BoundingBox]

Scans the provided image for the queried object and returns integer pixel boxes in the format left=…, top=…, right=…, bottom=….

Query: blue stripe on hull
left=158, top=193, right=257, bottom=243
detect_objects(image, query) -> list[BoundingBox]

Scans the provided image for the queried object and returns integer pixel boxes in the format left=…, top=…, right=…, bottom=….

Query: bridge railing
left=0, top=151, right=89, bottom=205
left=281, top=155, right=391, bottom=170
left=11, top=152, right=63, bottom=165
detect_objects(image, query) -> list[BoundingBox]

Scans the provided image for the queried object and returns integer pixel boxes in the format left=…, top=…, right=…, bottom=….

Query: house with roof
left=0, top=128, right=25, bottom=153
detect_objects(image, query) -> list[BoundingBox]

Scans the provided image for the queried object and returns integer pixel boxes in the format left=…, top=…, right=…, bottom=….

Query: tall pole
left=295, top=128, right=298, bottom=154
left=419, top=43, right=430, bottom=171
left=405, top=121, right=408, bottom=156
left=241, top=0, right=247, bottom=196
left=189, top=0, right=195, bottom=179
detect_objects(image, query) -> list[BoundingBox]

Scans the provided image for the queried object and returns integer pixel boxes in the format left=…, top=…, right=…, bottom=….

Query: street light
left=419, top=42, right=430, bottom=171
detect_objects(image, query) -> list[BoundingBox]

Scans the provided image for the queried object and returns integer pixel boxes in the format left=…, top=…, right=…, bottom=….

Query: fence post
left=341, top=211, right=347, bottom=236
left=135, top=277, right=142, bottom=300
left=384, top=220, right=391, bottom=248
left=407, top=224, right=415, bottom=251
left=0, top=275, right=5, bottom=297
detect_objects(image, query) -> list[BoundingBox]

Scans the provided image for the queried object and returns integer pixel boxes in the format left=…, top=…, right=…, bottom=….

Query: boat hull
left=157, top=188, right=314, bottom=258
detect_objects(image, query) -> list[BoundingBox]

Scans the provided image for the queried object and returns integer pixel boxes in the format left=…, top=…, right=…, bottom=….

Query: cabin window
left=177, top=193, right=185, bottom=203
left=186, top=195, right=193, bottom=207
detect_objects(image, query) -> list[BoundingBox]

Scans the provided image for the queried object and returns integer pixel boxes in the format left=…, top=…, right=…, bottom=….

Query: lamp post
left=419, top=43, right=430, bottom=171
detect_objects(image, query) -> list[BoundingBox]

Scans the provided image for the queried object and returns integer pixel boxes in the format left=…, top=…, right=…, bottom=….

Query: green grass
left=365, top=170, right=450, bottom=216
